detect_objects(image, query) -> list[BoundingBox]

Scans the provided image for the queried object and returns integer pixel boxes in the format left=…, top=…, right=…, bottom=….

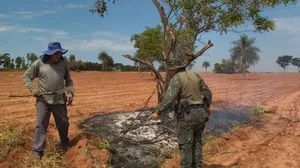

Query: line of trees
left=0, top=51, right=150, bottom=72
left=276, top=55, right=300, bottom=72
left=0, top=53, right=38, bottom=70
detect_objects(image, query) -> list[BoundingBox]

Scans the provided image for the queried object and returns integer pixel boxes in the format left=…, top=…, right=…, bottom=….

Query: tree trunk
left=205, top=67, right=207, bottom=72
left=243, top=61, right=246, bottom=79
left=102, top=63, right=105, bottom=72
left=298, top=66, right=300, bottom=73
left=238, top=56, right=243, bottom=73
left=284, top=67, right=285, bottom=72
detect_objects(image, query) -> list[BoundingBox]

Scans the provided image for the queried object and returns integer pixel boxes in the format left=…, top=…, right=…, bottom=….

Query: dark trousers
left=177, top=107, right=206, bottom=168
left=32, top=100, right=69, bottom=155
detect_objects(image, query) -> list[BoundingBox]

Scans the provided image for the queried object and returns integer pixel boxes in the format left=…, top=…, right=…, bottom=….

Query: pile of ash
left=79, top=106, right=254, bottom=168
left=79, top=109, right=178, bottom=168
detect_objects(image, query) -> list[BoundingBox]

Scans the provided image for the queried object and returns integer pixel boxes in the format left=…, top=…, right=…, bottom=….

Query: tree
left=291, top=58, right=300, bottom=72
left=2, top=54, right=11, bottom=68
left=130, top=25, right=164, bottom=64
left=90, top=0, right=297, bottom=102
left=202, top=61, right=210, bottom=72
left=15, top=57, right=22, bottom=69
left=229, top=34, right=260, bottom=78
left=114, top=63, right=125, bottom=71
left=69, top=54, right=76, bottom=62
left=187, top=61, right=196, bottom=71
left=276, top=55, right=293, bottom=72
left=27, top=53, right=38, bottom=65
left=8, top=60, right=15, bottom=69
left=213, top=59, right=236, bottom=74
left=21, top=57, right=27, bottom=69
left=97, top=51, right=114, bottom=72
left=0, top=53, right=10, bottom=68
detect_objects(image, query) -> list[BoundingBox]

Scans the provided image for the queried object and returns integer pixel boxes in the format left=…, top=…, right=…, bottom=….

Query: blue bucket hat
left=43, top=42, right=68, bottom=55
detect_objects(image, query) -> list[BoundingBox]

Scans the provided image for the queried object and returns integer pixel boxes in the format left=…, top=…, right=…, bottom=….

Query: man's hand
left=32, top=89, right=40, bottom=97
left=66, top=92, right=73, bottom=106
left=152, top=112, right=159, bottom=120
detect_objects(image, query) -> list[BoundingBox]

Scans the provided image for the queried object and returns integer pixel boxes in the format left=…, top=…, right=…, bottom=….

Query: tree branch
left=184, top=40, right=214, bottom=66
left=152, top=0, right=175, bottom=42
left=123, top=54, right=164, bottom=83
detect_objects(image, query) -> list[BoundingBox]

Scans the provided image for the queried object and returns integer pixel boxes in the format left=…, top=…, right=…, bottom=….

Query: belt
left=189, top=104, right=203, bottom=108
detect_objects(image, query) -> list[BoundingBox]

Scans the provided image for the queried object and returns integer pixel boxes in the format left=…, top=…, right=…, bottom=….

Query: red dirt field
left=1, top=71, right=300, bottom=167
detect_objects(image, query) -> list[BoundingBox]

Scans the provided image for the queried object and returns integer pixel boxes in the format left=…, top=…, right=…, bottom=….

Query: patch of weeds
left=0, top=123, right=23, bottom=162
left=97, top=139, right=110, bottom=152
left=70, top=119, right=83, bottom=128
left=228, top=121, right=241, bottom=133
left=249, top=106, right=271, bottom=116
left=19, top=136, right=66, bottom=168
left=203, top=150, right=212, bottom=163
left=156, top=148, right=179, bottom=167
left=20, top=150, right=65, bottom=168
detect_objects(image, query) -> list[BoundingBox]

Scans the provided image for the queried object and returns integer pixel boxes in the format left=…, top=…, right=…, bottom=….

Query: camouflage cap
left=165, top=59, right=186, bottom=70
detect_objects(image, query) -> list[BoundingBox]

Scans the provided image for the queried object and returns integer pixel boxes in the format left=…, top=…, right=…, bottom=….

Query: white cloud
left=274, top=16, right=300, bottom=35
left=0, top=14, right=9, bottom=18
left=59, top=31, right=135, bottom=52
left=92, top=31, right=131, bottom=42
left=65, top=4, right=86, bottom=9
left=65, top=39, right=134, bottom=52
left=1, top=24, right=134, bottom=53
left=0, top=24, right=69, bottom=42
left=0, top=10, right=58, bottom=20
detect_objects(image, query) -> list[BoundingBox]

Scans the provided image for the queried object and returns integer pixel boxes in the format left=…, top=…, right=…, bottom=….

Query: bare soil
left=1, top=71, right=300, bottom=167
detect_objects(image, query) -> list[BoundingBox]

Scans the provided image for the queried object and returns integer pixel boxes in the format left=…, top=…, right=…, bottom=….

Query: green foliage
left=276, top=55, right=293, bottom=72
left=26, top=53, right=38, bottom=66
left=202, top=61, right=210, bottom=72
left=187, top=61, right=196, bottom=70
left=229, top=34, right=260, bottom=78
left=98, top=51, right=114, bottom=71
left=90, top=0, right=296, bottom=34
left=69, top=54, right=76, bottom=62
left=291, top=57, right=300, bottom=72
left=15, top=57, right=23, bottom=69
left=213, top=59, right=236, bottom=74
left=21, top=57, right=27, bottom=69
left=131, top=25, right=164, bottom=63
left=0, top=53, right=11, bottom=68
left=0, top=53, right=10, bottom=68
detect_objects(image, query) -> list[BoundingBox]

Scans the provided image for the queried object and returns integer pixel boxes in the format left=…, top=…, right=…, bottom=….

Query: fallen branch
left=136, top=87, right=157, bottom=118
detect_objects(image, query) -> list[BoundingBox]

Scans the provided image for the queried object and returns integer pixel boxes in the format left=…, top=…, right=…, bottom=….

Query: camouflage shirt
left=156, top=71, right=212, bottom=114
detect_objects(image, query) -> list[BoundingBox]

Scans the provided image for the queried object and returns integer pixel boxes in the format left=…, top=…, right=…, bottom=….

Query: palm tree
left=98, top=51, right=114, bottom=72
left=0, top=53, right=10, bottom=68
left=202, top=61, right=210, bottom=72
left=229, top=34, right=260, bottom=78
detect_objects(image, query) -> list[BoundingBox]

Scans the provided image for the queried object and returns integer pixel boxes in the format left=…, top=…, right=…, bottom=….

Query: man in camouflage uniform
left=23, top=42, right=74, bottom=159
left=152, top=60, right=212, bottom=168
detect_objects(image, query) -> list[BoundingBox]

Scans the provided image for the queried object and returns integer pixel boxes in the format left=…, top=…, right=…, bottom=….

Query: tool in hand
left=8, top=86, right=73, bottom=98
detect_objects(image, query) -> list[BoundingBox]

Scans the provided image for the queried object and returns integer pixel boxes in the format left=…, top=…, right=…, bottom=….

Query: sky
left=0, top=0, right=300, bottom=72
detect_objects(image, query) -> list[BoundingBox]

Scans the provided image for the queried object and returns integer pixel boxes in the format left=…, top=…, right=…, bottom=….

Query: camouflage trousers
left=177, top=107, right=206, bottom=168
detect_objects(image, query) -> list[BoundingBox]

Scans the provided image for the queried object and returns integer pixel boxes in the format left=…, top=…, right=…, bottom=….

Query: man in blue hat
left=23, top=42, right=75, bottom=159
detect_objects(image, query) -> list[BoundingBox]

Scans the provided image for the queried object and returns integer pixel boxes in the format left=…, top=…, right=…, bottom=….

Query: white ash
left=80, top=110, right=178, bottom=168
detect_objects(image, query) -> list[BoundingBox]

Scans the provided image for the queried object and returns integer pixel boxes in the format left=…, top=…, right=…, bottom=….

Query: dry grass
left=158, top=149, right=180, bottom=167
left=19, top=136, right=66, bottom=168
left=0, top=123, right=23, bottom=162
